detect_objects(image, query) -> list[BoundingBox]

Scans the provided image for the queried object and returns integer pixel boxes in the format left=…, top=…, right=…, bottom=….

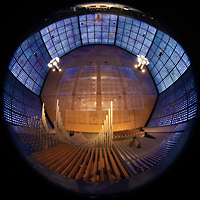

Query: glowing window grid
left=115, top=16, right=157, bottom=56
left=3, top=72, right=43, bottom=125
left=148, top=67, right=197, bottom=127
left=147, top=30, right=191, bottom=93
left=79, top=14, right=117, bottom=45
left=40, top=17, right=81, bottom=58
left=8, top=32, right=51, bottom=95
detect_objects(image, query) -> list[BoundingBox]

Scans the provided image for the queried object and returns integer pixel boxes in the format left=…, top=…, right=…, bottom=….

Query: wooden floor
left=31, top=144, right=129, bottom=182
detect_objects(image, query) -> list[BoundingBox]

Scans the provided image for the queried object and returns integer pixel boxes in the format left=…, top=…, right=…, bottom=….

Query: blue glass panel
left=79, top=14, right=117, bottom=45
left=143, top=38, right=151, bottom=46
left=110, top=15, right=117, bottom=21
left=60, top=33, right=67, bottom=41
left=40, top=27, right=49, bottom=36
left=154, top=73, right=162, bottom=84
left=182, top=53, right=191, bottom=67
left=11, top=62, right=21, bottom=77
left=158, top=115, right=173, bottom=126
left=160, top=67, right=168, bottom=79
left=125, top=17, right=133, bottom=24
left=25, top=77, right=34, bottom=90
left=188, top=103, right=198, bottom=120
left=55, top=43, right=62, bottom=51
left=88, top=26, right=94, bottom=32
left=137, top=35, right=144, bottom=43
left=132, top=26, right=140, bottom=34
left=133, top=19, right=140, bottom=27
left=148, top=26, right=157, bottom=34
left=140, top=22, right=148, bottom=30
left=187, top=88, right=198, bottom=106
left=122, top=36, right=128, bottom=43
left=156, top=30, right=163, bottom=38
left=135, top=41, right=142, bottom=49
left=162, top=33, right=170, bottom=42
left=176, top=59, right=187, bottom=75
left=119, top=16, right=125, bottom=22
left=172, top=109, right=187, bottom=124
left=175, top=43, right=184, bottom=57
left=18, top=70, right=28, bottom=84
left=157, top=82, right=166, bottom=93
left=168, top=37, right=177, bottom=48
left=18, top=54, right=27, bottom=66
left=43, top=34, right=51, bottom=43
left=170, top=67, right=180, bottom=82
left=132, top=47, right=140, bottom=56
left=21, top=40, right=29, bottom=51
left=163, top=75, right=173, bottom=88
left=171, top=51, right=181, bottom=65
left=117, top=28, right=123, bottom=35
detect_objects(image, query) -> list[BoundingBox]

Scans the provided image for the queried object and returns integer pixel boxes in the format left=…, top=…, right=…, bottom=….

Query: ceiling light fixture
left=135, top=55, right=149, bottom=72
left=48, top=57, right=61, bottom=72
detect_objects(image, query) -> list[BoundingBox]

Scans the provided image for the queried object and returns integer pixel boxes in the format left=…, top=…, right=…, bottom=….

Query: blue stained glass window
left=168, top=38, right=177, bottom=48
left=175, top=95, right=187, bottom=112
left=119, top=16, right=125, bottom=22
left=147, top=30, right=191, bottom=93
left=182, top=53, right=191, bottom=67
left=3, top=71, right=46, bottom=125
left=176, top=59, right=187, bottom=75
left=79, top=14, right=117, bottom=45
left=148, top=66, right=197, bottom=127
left=116, top=16, right=156, bottom=56
left=158, top=115, right=173, bottom=126
left=8, top=32, right=51, bottom=95
left=154, top=73, right=162, bottom=84
left=172, top=109, right=187, bottom=124
left=170, top=67, right=180, bottom=82
left=157, top=82, right=166, bottom=93
left=18, top=70, right=28, bottom=84
left=11, top=62, right=21, bottom=77
left=188, top=103, right=198, bottom=120
left=163, top=75, right=173, bottom=88
left=160, top=67, right=168, bottom=79
left=187, top=88, right=198, bottom=106
left=41, top=16, right=81, bottom=58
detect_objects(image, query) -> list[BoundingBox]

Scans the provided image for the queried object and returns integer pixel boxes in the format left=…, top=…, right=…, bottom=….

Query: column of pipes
left=18, top=115, right=55, bottom=151
left=42, top=103, right=49, bottom=133
left=97, top=101, right=113, bottom=148
left=55, top=99, right=77, bottom=145
left=55, top=99, right=66, bottom=143
left=42, top=103, right=57, bottom=148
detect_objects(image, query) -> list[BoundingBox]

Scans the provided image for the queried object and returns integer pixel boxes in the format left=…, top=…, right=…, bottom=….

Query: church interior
left=1, top=1, right=199, bottom=198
